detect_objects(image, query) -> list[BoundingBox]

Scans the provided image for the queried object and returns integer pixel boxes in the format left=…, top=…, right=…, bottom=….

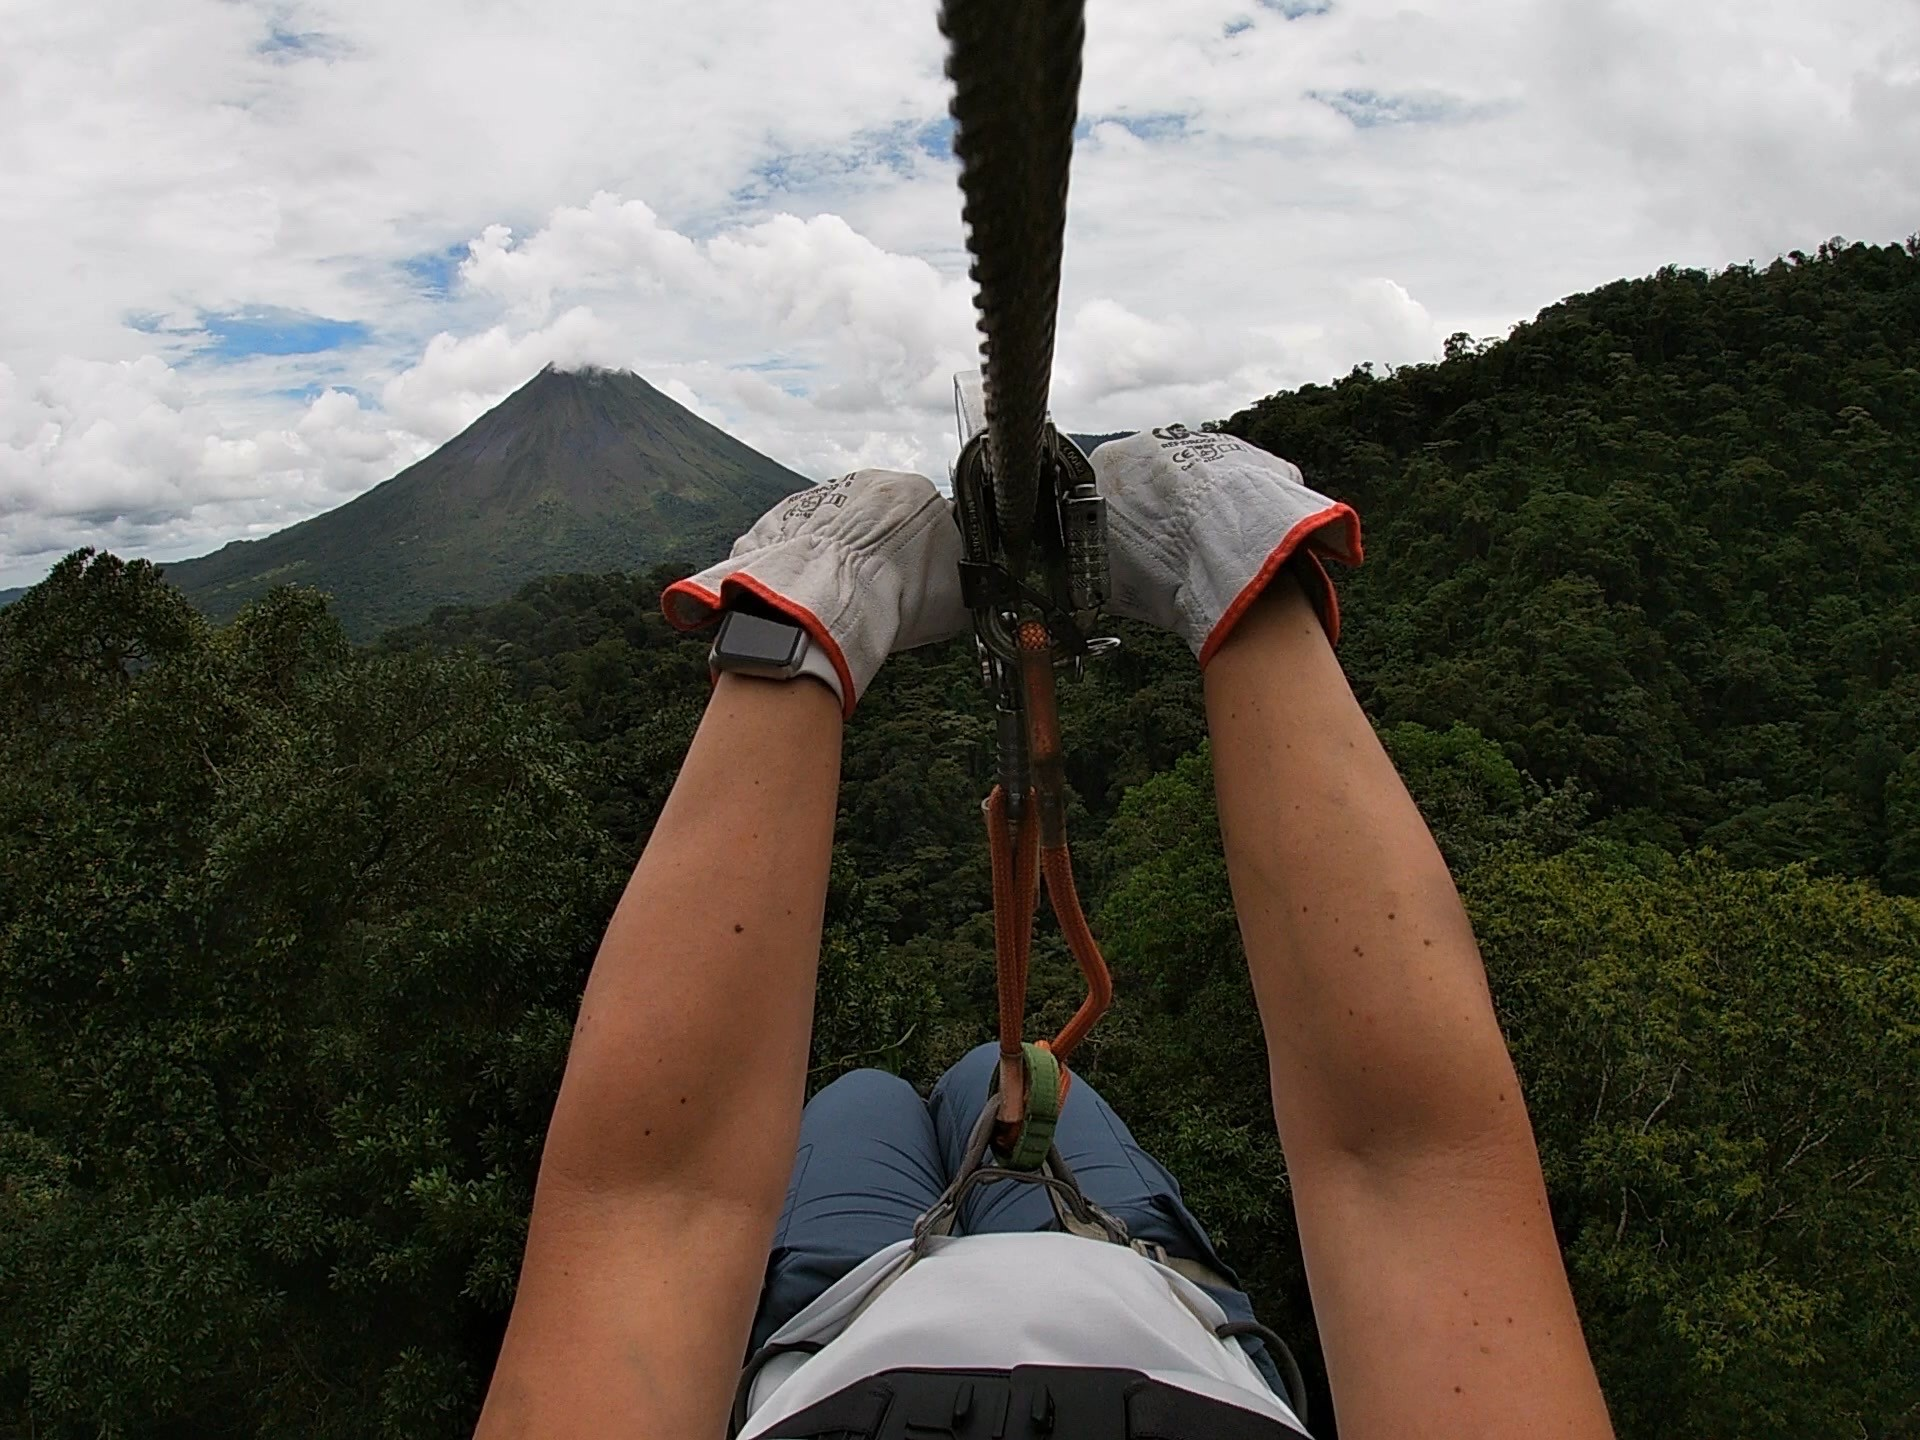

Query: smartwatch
left=711, top=607, right=810, bottom=679
left=710, top=602, right=843, bottom=701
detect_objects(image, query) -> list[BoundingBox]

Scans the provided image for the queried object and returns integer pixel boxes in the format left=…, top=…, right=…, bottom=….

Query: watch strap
left=790, top=643, right=844, bottom=704
left=709, top=609, right=844, bottom=707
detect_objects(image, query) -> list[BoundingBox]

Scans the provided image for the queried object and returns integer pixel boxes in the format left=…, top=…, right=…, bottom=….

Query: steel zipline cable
left=939, top=0, right=1085, bottom=581
left=938, top=0, right=1112, bottom=1163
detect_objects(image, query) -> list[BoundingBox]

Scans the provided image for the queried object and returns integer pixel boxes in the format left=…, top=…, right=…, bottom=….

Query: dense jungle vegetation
left=3, top=239, right=1917, bottom=1438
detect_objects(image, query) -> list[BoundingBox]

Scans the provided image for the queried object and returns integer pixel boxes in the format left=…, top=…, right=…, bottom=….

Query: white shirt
left=741, top=1231, right=1308, bottom=1438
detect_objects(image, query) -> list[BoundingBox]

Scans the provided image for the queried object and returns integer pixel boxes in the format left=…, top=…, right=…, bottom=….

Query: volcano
left=160, top=366, right=809, bottom=637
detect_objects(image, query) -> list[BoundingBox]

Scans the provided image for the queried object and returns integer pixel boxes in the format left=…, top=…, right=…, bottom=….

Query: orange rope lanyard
left=985, top=619, right=1115, bottom=1156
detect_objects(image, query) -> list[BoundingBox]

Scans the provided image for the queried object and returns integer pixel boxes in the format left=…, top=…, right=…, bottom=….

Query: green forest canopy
left=3, top=239, right=1918, bottom=1438
left=1223, top=236, right=1920, bottom=889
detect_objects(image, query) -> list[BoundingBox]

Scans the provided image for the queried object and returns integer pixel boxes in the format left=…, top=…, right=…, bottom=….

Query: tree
left=1223, top=241, right=1920, bottom=886
left=1467, top=853, right=1920, bottom=1439
left=1, top=572, right=619, bottom=1438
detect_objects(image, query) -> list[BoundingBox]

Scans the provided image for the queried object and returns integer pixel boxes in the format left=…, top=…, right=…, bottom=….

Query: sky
left=2, top=0, right=1917, bottom=587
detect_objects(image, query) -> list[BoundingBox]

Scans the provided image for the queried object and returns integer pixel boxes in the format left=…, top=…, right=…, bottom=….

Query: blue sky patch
left=733, top=150, right=845, bottom=206
left=738, top=357, right=816, bottom=397
left=1258, top=0, right=1334, bottom=16
left=1077, top=111, right=1192, bottom=143
left=734, top=116, right=958, bottom=207
left=1224, top=19, right=1255, bottom=37
left=847, top=116, right=958, bottom=170
left=258, top=26, right=346, bottom=61
left=751, top=156, right=798, bottom=192
left=915, top=116, right=957, bottom=160
left=400, top=245, right=467, bottom=297
left=1311, top=88, right=1460, bottom=128
left=867, top=116, right=958, bottom=172
left=197, top=308, right=371, bottom=361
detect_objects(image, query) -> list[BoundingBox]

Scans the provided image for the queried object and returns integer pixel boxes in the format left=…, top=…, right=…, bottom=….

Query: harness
left=911, top=1097, right=1311, bottom=1425
left=752, top=1365, right=1304, bottom=1440
left=730, top=1096, right=1312, bottom=1438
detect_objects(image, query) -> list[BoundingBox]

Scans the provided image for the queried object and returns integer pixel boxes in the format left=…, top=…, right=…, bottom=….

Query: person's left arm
left=477, top=671, right=842, bottom=1440
left=476, top=470, right=964, bottom=1440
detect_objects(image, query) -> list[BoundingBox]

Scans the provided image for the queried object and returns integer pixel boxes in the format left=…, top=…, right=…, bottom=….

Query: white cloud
left=2, top=0, right=1917, bottom=585
left=377, top=308, right=626, bottom=438
left=0, top=357, right=425, bottom=577
left=458, top=199, right=706, bottom=324
left=1347, top=278, right=1445, bottom=364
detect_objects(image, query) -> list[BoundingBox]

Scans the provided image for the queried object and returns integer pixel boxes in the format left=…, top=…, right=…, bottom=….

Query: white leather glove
left=662, top=470, right=967, bottom=716
left=1092, top=426, right=1362, bottom=664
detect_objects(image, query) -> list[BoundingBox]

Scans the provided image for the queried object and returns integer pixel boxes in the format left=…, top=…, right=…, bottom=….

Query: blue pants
left=752, top=1043, right=1285, bottom=1394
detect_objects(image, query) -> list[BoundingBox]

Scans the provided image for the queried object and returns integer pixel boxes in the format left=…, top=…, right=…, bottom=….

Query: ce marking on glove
left=783, top=476, right=857, bottom=524
left=1153, top=424, right=1249, bottom=470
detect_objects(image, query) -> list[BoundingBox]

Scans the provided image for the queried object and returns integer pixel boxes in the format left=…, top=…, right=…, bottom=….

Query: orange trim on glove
left=1198, top=502, right=1363, bottom=667
left=661, top=578, right=724, bottom=630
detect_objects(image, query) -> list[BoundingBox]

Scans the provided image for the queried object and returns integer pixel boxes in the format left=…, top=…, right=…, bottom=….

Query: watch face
left=719, top=610, right=806, bottom=668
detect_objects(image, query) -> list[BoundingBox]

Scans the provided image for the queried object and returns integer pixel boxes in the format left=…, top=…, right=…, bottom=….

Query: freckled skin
left=476, top=673, right=842, bottom=1440
left=1206, top=582, right=1614, bottom=1440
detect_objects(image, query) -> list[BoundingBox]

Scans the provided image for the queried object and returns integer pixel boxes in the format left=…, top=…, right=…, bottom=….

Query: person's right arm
left=1204, top=576, right=1613, bottom=1439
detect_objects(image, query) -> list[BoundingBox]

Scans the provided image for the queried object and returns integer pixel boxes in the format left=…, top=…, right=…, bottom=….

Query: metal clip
left=1062, top=483, right=1108, bottom=613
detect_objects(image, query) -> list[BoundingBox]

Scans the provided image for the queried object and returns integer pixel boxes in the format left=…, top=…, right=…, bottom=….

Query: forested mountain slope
left=157, top=366, right=808, bottom=638
left=1223, top=238, right=1920, bottom=888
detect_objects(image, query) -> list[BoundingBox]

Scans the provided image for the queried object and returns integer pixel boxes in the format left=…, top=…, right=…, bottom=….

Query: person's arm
left=1205, top=577, right=1613, bottom=1440
left=476, top=468, right=964, bottom=1440
left=476, top=673, right=841, bottom=1440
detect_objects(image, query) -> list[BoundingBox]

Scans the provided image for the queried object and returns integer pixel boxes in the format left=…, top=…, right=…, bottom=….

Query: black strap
left=1215, top=1320, right=1311, bottom=1429
left=751, top=1365, right=1304, bottom=1439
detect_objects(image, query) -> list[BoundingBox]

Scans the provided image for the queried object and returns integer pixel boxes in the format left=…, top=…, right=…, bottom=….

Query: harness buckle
left=911, top=1095, right=1131, bottom=1259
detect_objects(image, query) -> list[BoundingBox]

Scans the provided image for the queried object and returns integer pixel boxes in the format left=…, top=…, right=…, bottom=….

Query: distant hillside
left=159, top=366, right=809, bottom=637
left=0, top=587, right=23, bottom=610
left=1224, top=237, right=1920, bottom=887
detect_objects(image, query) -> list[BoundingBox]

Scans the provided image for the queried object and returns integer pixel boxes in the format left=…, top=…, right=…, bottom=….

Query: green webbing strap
left=999, top=1042, right=1062, bottom=1171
